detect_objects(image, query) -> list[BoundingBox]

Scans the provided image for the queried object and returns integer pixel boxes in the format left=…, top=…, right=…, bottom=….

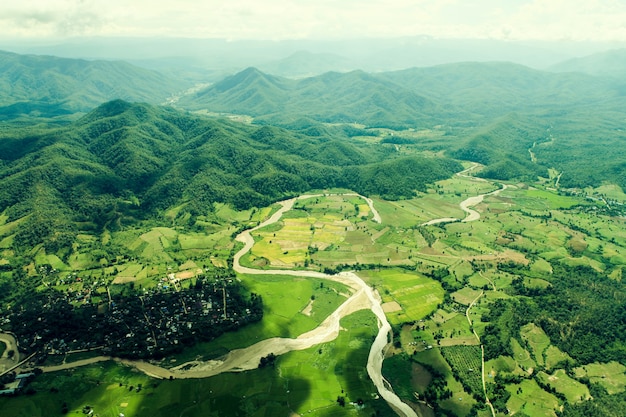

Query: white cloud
left=1, top=0, right=626, bottom=41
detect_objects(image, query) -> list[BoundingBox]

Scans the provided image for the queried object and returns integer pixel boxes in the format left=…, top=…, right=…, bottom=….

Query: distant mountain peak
left=211, top=67, right=284, bottom=93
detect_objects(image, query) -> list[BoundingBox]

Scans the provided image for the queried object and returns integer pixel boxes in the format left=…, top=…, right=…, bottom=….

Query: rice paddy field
left=4, top=171, right=626, bottom=417
left=0, top=311, right=395, bottom=417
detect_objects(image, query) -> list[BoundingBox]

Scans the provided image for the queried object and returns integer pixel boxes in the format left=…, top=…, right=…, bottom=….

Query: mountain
left=0, top=50, right=190, bottom=118
left=0, top=101, right=461, bottom=255
left=382, top=61, right=623, bottom=117
left=257, top=50, right=354, bottom=78
left=178, top=67, right=446, bottom=129
left=549, top=48, right=626, bottom=78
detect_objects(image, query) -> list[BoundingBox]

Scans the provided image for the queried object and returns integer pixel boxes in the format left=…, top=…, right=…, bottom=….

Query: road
left=466, top=292, right=496, bottom=417
left=0, top=332, right=20, bottom=375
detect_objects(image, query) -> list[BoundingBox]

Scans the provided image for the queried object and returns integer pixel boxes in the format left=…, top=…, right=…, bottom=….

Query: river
left=25, top=193, right=417, bottom=417
left=14, top=183, right=505, bottom=416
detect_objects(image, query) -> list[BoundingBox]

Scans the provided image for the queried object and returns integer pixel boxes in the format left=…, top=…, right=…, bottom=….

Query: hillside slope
left=178, top=67, right=448, bottom=128
left=0, top=101, right=461, bottom=255
left=0, top=50, right=189, bottom=118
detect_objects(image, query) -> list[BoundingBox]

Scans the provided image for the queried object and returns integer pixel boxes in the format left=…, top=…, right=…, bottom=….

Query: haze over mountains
left=3, top=37, right=625, bottom=77
left=2, top=44, right=626, bottom=193
left=2, top=30, right=626, bottom=417
left=0, top=50, right=187, bottom=118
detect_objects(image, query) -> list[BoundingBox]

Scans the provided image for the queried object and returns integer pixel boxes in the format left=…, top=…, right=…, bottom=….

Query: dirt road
left=0, top=332, right=20, bottom=374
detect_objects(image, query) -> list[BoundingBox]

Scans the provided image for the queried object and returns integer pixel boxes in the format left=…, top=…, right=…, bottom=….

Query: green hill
left=549, top=48, right=626, bottom=78
left=0, top=50, right=189, bottom=118
left=178, top=67, right=445, bottom=129
left=0, top=101, right=461, bottom=255
left=382, top=61, right=623, bottom=118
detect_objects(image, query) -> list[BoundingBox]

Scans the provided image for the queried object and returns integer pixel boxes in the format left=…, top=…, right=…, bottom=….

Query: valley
left=1, top=45, right=626, bottom=417
left=2, top=160, right=625, bottom=416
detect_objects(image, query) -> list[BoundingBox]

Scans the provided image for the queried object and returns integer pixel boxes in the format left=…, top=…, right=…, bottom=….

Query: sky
left=2, top=0, right=626, bottom=42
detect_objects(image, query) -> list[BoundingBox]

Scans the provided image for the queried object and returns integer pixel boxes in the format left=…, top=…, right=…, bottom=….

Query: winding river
left=22, top=194, right=416, bottom=417
left=421, top=180, right=508, bottom=226
left=6, top=176, right=509, bottom=416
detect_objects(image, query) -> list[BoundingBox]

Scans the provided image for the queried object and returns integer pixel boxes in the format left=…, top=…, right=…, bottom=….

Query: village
left=4, top=272, right=263, bottom=362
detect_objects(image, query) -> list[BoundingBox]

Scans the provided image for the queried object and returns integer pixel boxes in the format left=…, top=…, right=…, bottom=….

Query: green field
left=411, top=348, right=477, bottom=417
left=574, top=362, right=626, bottom=394
left=505, top=379, right=559, bottom=417
left=358, top=269, right=444, bottom=324
left=166, top=274, right=349, bottom=362
left=511, top=338, right=535, bottom=372
left=4, top=163, right=626, bottom=417
left=544, top=345, right=572, bottom=370
left=484, top=355, right=518, bottom=377
left=538, top=369, right=591, bottom=403
left=0, top=311, right=396, bottom=417
left=520, top=323, right=551, bottom=367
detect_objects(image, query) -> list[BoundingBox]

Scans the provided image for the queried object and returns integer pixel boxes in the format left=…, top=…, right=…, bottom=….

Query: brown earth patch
left=112, top=276, right=139, bottom=284
left=382, top=301, right=403, bottom=313
left=175, top=269, right=203, bottom=280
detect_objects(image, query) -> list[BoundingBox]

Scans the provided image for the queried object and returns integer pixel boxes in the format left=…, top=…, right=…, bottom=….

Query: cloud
left=1, top=0, right=626, bottom=41
left=0, top=0, right=105, bottom=38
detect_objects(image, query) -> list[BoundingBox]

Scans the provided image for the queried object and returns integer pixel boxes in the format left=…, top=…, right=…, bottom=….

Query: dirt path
left=466, top=292, right=496, bottom=417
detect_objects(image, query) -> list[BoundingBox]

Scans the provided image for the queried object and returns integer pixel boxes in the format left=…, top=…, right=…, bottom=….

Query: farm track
left=466, top=291, right=496, bottom=417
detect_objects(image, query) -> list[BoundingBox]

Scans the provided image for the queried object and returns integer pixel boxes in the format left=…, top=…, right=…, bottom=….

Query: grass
left=251, top=196, right=369, bottom=268
left=278, top=310, right=394, bottom=416
left=450, top=287, right=482, bottom=305
left=504, top=379, right=559, bottom=417
left=7, top=167, right=626, bottom=416
left=520, top=323, right=551, bottom=367
left=484, top=355, right=523, bottom=378
left=1, top=311, right=395, bottom=417
left=412, top=348, right=477, bottom=417
left=511, top=338, right=535, bottom=372
left=358, top=269, right=444, bottom=325
left=544, top=346, right=572, bottom=370
left=165, top=274, right=349, bottom=363
left=537, top=370, right=591, bottom=403
left=523, top=189, right=581, bottom=209
left=573, top=361, right=626, bottom=394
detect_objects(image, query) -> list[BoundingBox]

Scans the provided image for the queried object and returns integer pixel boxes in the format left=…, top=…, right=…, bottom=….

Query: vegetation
left=0, top=50, right=189, bottom=117
left=2, top=48, right=626, bottom=417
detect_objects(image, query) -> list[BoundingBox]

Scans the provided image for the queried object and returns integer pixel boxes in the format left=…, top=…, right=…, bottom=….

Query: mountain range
left=0, top=50, right=189, bottom=119
left=0, top=100, right=462, bottom=256
left=1, top=47, right=626, bottom=194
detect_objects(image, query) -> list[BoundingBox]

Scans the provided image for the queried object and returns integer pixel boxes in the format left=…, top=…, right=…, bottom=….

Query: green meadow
left=4, top=176, right=626, bottom=417
left=0, top=311, right=396, bottom=417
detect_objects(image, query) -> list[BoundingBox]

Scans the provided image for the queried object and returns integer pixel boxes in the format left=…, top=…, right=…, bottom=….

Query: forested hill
left=177, top=67, right=450, bottom=129
left=381, top=61, right=623, bottom=117
left=178, top=61, right=626, bottom=126
left=548, top=48, right=626, bottom=78
left=0, top=50, right=190, bottom=118
left=0, top=100, right=461, bottom=254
